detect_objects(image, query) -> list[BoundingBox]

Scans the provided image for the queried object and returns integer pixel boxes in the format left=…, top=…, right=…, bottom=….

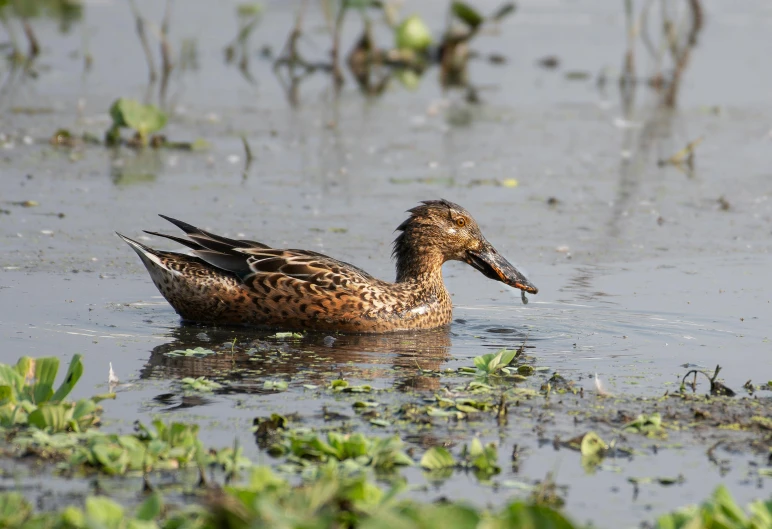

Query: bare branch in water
left=22, top=19, right=40, bottom=58
left=159, top=0, right=175, bottom=104
left=331, top=5, right=347, bottom=89
left=663, top=0, right=703, bottom=107
left=129, top=0, right=158, bottom=83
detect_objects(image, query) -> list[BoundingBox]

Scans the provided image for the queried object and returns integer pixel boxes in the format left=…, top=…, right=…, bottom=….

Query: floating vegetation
left=106, top=98, right=168, bottom=147
left=0, top=354, right=113, bottom=433
left=329, top=379, right=372, bottom=393
left=165, top=346, right=218, bottom=358
left=7, top=419, right=250, bottom=477
left=269, top=331, right=304, bottom=339
left=622, top=412, right=665, bottom=438
left=473, top=348, right=519, bottom=376
left=263, top=380, right=289, bottom=392
left=0, top=352, right=769, bottom=528
left=575, top=432, right=609, bottom=472
left=49, top=99, right=209, bottom=151
left=180, top=377, right=223, bottom=392
left=2, top=467, right=768, bottom=529
left=0, top=464, right=582, bottom=529
left=266, top=429, right=413, bottom=473
left=421, top=438, right=501, bottom=479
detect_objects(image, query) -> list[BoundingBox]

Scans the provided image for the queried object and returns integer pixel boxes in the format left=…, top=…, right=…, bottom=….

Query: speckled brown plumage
left=117, top=200, right=538, bottom=333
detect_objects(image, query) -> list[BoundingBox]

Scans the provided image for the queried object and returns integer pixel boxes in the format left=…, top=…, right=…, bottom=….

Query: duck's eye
left=455, top=217, right=466, bottom=228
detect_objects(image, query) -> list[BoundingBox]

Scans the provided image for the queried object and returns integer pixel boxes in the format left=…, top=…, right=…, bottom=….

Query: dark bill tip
left=466, top=247, right=538, bottom=294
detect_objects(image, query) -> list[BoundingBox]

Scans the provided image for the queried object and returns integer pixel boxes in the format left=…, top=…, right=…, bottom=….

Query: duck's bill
left=466, top=246, right=538, bottom=294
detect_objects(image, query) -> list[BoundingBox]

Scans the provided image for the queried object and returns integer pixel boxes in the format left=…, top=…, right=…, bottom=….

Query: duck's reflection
left=140, top=324, right=452, bottom=394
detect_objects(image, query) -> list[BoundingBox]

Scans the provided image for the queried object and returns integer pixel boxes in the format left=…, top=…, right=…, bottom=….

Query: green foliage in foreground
left=1, top=355, right=769, bottom=529
left=7, top=419, right=250, bottom=476
left=656, top=485, right=772, bottom=529
left=0, top=464, right=578, bottom=529
left=267, top=429, right=413, bottom=472
left=0, top=355, right=114, bottom=433
left=1, top=470, right=770, bottom=529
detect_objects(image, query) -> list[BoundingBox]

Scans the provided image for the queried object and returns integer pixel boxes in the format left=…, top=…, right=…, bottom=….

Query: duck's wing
left=237, top=247, right=376, bottom=291
left=152, top=215, right=377, bottom=290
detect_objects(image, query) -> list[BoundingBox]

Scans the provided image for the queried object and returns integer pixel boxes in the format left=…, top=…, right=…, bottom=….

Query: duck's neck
left=393, top=234, right=446, bottom=286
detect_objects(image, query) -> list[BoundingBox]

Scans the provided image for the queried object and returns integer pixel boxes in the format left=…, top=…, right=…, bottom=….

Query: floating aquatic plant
left=0, top=355, right=113, bottom=433
left=106, top=98, right=167, bottom=147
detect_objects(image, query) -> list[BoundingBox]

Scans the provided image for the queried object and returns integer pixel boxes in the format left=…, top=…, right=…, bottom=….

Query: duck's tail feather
left=158, top=214, right=270, bottom=253
left=143, top=230, right=205, bottom=251
left=116, top=233, right=171, bottom=272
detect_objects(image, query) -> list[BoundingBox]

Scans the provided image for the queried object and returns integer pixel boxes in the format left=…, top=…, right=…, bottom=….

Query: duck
left=117, top=199, right=537, bottom=333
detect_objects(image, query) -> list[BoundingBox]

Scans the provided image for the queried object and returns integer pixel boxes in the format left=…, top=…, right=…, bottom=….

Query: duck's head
left=392, top=199, right=538, bottom=294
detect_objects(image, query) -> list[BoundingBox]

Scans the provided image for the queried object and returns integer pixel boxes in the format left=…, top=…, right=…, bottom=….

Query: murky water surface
left=1, top=0, right=771, bottom=526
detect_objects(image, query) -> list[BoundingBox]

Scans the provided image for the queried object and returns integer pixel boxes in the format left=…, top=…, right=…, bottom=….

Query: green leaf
left=487, top=349, right=517, bottom=373
left=451, top=1, right=484, bottom=29
left=182, top=376, right=223, bottom=392
left=468, top=437, right=484, bottom=458
left=490, top=2, right=516, bottom=22
left=712, top=485, right=748, bottom=524
left=420, top=447, right=455, bottom=470
left=91, top=442, right=130, bottom=475
left=166, top=347, right=216, bottom=357
left=270, top=332, right=303, bottom=339
left=622, top=412, right=664, bottom=436
left=60, top=506, right=86, bottom=527
left=395, top=15, right=433, bottom=52
left=109, top=98, right=168, bottom=140
left=85, top=496, right=125, bottom=528
left=343, top=0, right=382, bottom=8
left=34, top=357, right=59, bottom=388
left=0, top=385, right=13, bottom=406
left=0, top=492, right=32, bottom=527
left=32, top=357, right=59, bottom=403
left=501, top=502, right=577, bottom=529
left=580, top=432, right=607, bottom=457
left=579, top=432, right=608, bottom=473
left=28, top=403, right=71, bottom=432
left=73, top=398, right=97, bottom=420
left=263, top=380, right=288, bottom=391
left=32, top=383, right=54, bottom=405
left=135, top=491, right=163, bottom=521
left=473, top=354, right=491, bottom=371
left=236, top=2, right=263, bottom=17
left=748, top=499, right=772, bottom=527
left=13, top=357, right=33, bottom=380
left=51, top=354, right=84, bottom=402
